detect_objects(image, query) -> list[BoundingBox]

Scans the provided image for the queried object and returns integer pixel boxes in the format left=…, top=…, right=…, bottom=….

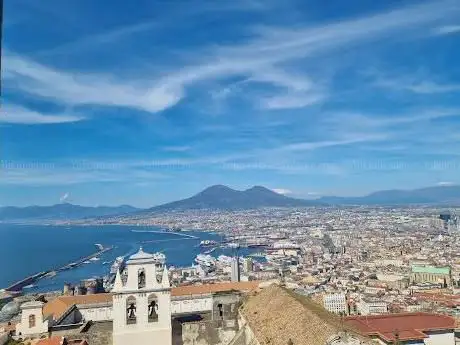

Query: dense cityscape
left=2, top=205, right=460, bottom=344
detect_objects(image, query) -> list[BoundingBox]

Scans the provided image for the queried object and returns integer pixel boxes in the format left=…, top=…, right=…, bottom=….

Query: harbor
left=4, top=244, right=113, bottom=293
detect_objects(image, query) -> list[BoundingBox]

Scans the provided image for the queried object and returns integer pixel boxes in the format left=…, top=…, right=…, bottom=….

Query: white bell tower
left=112, top=247, right=172, bottom=345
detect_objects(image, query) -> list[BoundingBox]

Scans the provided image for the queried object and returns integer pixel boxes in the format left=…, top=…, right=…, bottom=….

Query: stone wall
left=173, top=318, right=239, bottom=345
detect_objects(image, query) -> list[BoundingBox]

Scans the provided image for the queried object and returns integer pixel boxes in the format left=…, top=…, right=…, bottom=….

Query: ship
left=194, top=254, right=216, bottom=267
left=199, top=240, right=218, bottom=247
left=110, top=256, right=126, bottom=275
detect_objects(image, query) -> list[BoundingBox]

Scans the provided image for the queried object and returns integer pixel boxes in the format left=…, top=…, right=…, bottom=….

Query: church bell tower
left=112, top=247, right=172, bottom=345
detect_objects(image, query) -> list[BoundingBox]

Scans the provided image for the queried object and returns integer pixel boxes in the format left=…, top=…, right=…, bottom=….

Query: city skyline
left=2, top=0, right=460, bottom=207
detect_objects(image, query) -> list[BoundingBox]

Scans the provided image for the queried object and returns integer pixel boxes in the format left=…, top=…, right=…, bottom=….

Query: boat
left=90, top=257, right=100, bottom=261
left=110, top=256, right=126, bottom=275
left=194, top=254, right=216, bottom=267
left=203, top=248, right=216, bottom=255
left=199, top=240, right=218, bottom=247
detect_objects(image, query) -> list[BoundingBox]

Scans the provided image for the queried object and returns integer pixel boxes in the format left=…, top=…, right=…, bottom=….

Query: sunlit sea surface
left=1, top=224, right=250, bottom=293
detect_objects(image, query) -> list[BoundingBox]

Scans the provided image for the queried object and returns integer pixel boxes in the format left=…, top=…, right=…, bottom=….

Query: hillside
left=0, top=203, right=140, bottom=222
left=145, top=185, right=321, bottom=212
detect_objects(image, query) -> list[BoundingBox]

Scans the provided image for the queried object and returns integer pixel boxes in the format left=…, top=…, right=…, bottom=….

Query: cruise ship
left=110, top=256, right=125, bottom=275
left=194, top=254, right=216, bottom=267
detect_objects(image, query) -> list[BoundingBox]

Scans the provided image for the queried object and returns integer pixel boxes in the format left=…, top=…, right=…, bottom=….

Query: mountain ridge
left=144, top=185, right=322, bottom=213
left=317, top=185, right=460, bottom=205
left=2, top=185, right=460, bottom=221
left=0, top=203, right=141, bottom=221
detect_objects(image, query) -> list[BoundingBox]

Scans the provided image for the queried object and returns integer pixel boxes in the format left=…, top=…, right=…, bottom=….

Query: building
left=323, top=293, right=348, bottom=315
left=16, top=301, right=49, bottom=337
left=410, top=265, right=451, bottom=287
left=345, top=313, right=456, bottom=345
left=356, top=299, right=387, bottom=316
left=231, top=257, right=241, bottom=282
left=12, top=248, right=262, bottom=345
left=112, top=247, right=172, bottom=345
left=243, top=258, right=254, bottom=273
left=239, top=285, right=370, bottom=345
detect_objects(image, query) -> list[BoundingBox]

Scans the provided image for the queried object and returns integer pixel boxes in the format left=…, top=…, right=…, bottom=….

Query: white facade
left=357, top=300, right=387, bottom=316
left=171, top=296, right=213, bottom=315
left=231, top=257, right=240, bottom=282
left=423, top=331, right=454, bottom=345
left=323, top=293, right=347, bottom=315
left=112, top=247, right=172, bottom=345
left=16, top=301, right=49, bottom=337
left=79, top=303, right=113, bottom=322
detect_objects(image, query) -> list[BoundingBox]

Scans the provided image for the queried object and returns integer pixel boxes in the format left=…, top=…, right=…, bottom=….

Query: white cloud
left=5, top=0, right=458, bottom=113
left=437, top=181, right=456, bottom=186
left=0, top=160, right=169, bottom=186
left=260, top=92, right=326, bottom=110
left=279, top=134, right=386, bottom=152
left=376, top=76, right=460, bottom=94
left=1, top=104, right=83, bottom=124
left=161, top=146, right=192, bottom=152
left=3, top=52, right=183, bottom=113
left=434, top=25, right=460, bottom=35
left=59, top=192, right=70, bottom=202
left=271, top=188, right=292, bottom=195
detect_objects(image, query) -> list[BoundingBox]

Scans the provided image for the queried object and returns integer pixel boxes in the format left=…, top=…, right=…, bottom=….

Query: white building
left=112, top=247, right=172, bottom=345
left=356, top=299, right=387, bottom=316
left=231, top=257, right=240, bottom=282
left=16, top=301, right=49, bottom=337
left=323, top=293, right=347, bottom=315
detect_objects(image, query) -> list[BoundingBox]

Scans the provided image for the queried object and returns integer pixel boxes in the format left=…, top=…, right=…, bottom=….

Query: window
left=126, top=296, right=137, bottom=325
left=28, top=314, right=36, bottom=328
left=138, top=268, right=146, bottom=289
left=148, top=294, right=159, bottom=323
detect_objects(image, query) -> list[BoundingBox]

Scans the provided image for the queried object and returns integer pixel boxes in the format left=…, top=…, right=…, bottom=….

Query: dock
left=5, top=245, right=113, bottom=293
left=59, top=245, right=113, bottom=271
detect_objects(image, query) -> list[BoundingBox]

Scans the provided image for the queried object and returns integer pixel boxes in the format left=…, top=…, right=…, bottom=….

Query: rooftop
left=42, top=281, right=260, bottom=320
left=241, top=284, right=368, bottom=345
left=127, top=247, right=155, bottom=262
left=171, top=281, right=260, bottom=297
left=345, top=313, right=456, bottom=342
left=411, top=265, right=450, bottom=275
left=43, top=294, right=113, bottom=320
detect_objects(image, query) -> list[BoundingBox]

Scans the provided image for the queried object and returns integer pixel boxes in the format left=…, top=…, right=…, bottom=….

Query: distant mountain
left=0, top=203, right=140, bottom=222
left=318, top=185, right=460, bottom=205
left=145, top=185, right=322, bottom=212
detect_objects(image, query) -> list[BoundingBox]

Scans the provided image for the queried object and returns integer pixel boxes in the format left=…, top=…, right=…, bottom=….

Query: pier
left=59, top=245, right=113, bottom=271
left=4, top=245, right=113, bottom=293
left=131, top=229, right=199, bottom=239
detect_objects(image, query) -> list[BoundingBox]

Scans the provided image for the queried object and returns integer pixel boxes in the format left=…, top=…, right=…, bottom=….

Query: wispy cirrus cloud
left=4, top=0, right=459, bottom=115
left=1, top=103, right=83, bottom=124
left=375, top=76, right=460, bottom=94
left=433, top=25, right=460, bottom=35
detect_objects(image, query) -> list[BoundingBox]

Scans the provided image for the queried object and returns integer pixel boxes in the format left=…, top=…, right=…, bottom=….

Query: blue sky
left=1, top=0, right=460, bottom=207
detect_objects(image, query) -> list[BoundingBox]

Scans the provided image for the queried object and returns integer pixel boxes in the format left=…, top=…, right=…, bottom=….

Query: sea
left=1, top=224, right=252, bottom=294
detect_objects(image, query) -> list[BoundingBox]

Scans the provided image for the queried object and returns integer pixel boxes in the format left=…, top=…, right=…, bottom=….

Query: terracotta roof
left=36, top=336, right=65, bottom=345
left=241, top=285, right=369, bottom=345
left=43, top=282, right=259, bottom=319
left=171, top=281, right=260, bottom=297
left=345, top=313, right=456, bottom=342
left=36, top=337, right=88, bottom=345
left=43, top=293, right=113, bottom=320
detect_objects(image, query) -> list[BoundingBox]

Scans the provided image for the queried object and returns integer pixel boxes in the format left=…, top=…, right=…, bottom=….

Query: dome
left=128, top=247, right=154, bottom=261
left=0, top=301, right=20, bottom=321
